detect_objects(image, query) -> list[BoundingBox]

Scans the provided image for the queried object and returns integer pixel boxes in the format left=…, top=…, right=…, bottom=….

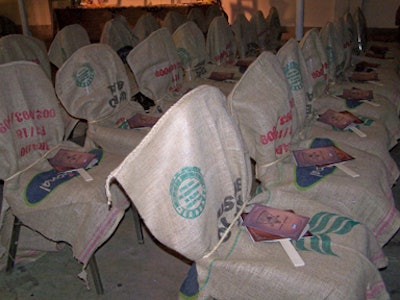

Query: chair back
left=320, top=22, right=345, bottom=81
left=205, top=4, right=222, bottom=30
left=48, top=24, right=91, bottom=69
left=127, top=28, right=184, bottom=103
left=187, top=7, right=207, bottom=34
left=206, top=16, right=236, bottom=65
left=0, top=34, right=51, bottom=79
left=0, top=61, right=64, bottom=180
left=231, top=13, right=257, bottom=59
left=227, top=52, right=294, bottom=185
left=107, top=85, right=252, bottom=261
left=132, top=13, right=160, bottom=42
left=173, top=21, right=208, bottom=80
left=100, top=16, right=139, bottom=53
left=265, top=7, right=282, bottom=44
left=277, top=38, right=313, bottom=136
left=250, top=11, right=268, bottom=51
left=299, top=28, right=329, bottom=99
left=353, top=7, right=368, bottom=53
left=163, top=11, right=187, bottom=34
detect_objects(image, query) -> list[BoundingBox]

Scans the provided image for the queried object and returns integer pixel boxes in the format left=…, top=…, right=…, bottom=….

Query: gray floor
left=0, top=145, right=399, bottom=300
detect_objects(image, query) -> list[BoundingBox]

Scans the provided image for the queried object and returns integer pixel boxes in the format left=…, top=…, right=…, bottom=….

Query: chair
left=162, top=11, right=187, bottom=35
left=106, top=84, right=390, bottom=299
left=277, top=38, right=400, bottom=184
left=0, top=61, right=135, bottom=293
left=227, top=51, right=400, bottom=246
left=231, top=13, right=258, bottom=59
left=55, top=43, right=149, bottom=157
left=0, top=33, right=80, bottom=142
left=132, top=13, right=160, bottom=42
left=187, top=7, right=207, bottom=35
left=48, top=24, right=91, bottom=69
left=250, top=11, right=268, bottom=51
left=126, top=28, right=185, bottom=114
left=100, top=16, right=138, bottom=53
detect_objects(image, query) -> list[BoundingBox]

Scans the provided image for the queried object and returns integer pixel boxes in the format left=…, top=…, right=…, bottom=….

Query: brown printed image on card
left=208, top=71, right=234, bottom=81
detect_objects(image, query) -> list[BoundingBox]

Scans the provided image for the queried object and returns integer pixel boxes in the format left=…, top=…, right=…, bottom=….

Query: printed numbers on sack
left=108, top=81, right=127, bottom=108
left=17, top=126, right=46, bottom=139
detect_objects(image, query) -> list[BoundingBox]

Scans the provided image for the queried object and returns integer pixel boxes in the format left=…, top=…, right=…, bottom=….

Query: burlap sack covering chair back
left=319, top=22, right=345, bottom=82
left=337, top=16, right=353, bottom=73
left=162, top=11, right=187, bottom=35
left=172, top=21, right=208, bottom=81
left=228, top=51, right=294, bottom=185
left=132, top=13, right=160, bottom=42
left=107, top=85, right=252, bottom=261
left=0, top=34, right=51, bottom=79
left=206, top=16, right=237, bottom=65
left=231, top=13, right=257, bottom=59
left=55, top=43, right=147, bottom=154
left=127, top=27, right=184, bottom=104
left=277, top=38, right=313, bottom=140
left=48, top=24, right=91, bottom=69
left=55, top=43, right=134, bottom=122
left=0, top=61, right=130, bottom=269
left=353, top=7, right=368, bottom=53
left=187, top=7, right=207, bottom=34
left=299, top=28, right=329, bottom=99
left=265, top=6, right=282, bottom=50
left=205, top=4, right=223, bottom=30
left=250, top=11, right=268, bottom=51
left=0, top=61, right=64, bottom=179
left=100, top=17, right=139, bottom=53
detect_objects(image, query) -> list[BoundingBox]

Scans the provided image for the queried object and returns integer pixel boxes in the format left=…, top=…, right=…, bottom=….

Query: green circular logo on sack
left=177, top=48, right=192, bottom=67
left=284, top=61, right=303, bottom=91
left=73, top=63, right=95, bottom=87
left=170, top=166, right=206, bottom=219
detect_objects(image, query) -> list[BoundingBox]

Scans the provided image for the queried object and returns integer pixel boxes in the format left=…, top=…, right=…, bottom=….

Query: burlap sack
left=0, top=61, right=129, bottom=268
left=132, top=13, right=160, bottom=42
left=337, top=15, right=353, bottom=73
left=265, top=6, right=282, bottom=51
left=162, top=11, right=187, bottom=35
left=206, top=16, right=237, bottom=66
left=55, top=43, right=148, bottom=156
left=353, top=7, right=368, bottom=54
left=106, top=85, right=389, bottom=299
left=319, top=22, right=345, bottom=81
left=227, top=51, right=294, bottom=185
left=278, top=38, right=400, bottom=186
left=48, top=24, right=91, bottom=69
left=127, top=27, right=185, bottom=112
left=107, top=85, right=253, bottom=261
left=0, top=34, right=51, bottom=79
left=193, top=189, right=390, bottom=299
left=250, top=10, right=268, bottom=51
left=231, top=13, right=257, bottom=59
left=172, top=21, right=239, bottom=97
left=100, top=16, right=139, bottom=53
left=205, top=4, right=223, bottom=30
left=172, top=21, right=208, bottom=80
left=277, top=38, right=313, bottom=138
left=227, top=51, right=400, bottom=246
left=301, top=24, right=400, bottom=148
left=299, top=28, right=329, bottom=99
left=187, top=7, right=207, bottom=34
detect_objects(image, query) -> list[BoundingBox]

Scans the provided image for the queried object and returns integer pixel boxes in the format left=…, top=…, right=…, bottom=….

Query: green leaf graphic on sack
left=293, top=212, right=360, bottom=256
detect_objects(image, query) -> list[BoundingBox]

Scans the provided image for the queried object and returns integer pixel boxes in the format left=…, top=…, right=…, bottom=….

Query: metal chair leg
left=131, top=205, right=144, bottom=244
left=6, top=216, right=21, bottom=273
left=88, top=254, right=104, bottom=295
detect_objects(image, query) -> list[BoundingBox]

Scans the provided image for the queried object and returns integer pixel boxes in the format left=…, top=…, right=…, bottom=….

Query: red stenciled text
left=0, top=109, right=56, bottom=134
left=154, top=62, right=182, bottom=78
left=20, top=142, right=50, bottom=157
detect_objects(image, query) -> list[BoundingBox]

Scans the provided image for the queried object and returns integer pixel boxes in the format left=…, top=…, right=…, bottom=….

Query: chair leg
left=6, top=215, right=21, bottom=273
left=88, top=254, right=104, bottom=295
left=131, top=205, right=144, bottom=244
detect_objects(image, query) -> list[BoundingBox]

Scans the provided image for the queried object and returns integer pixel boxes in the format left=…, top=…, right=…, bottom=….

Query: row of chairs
left=0, top=5, right=399, bottom=298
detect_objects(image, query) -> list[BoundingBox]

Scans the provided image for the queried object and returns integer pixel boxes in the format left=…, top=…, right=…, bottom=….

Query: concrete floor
left=0, top=145, right=399, bottom=300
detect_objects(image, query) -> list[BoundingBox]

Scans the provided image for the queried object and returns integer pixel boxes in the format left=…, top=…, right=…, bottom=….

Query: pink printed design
left=366, top=280, right=387, bottom=299
left=154, top=61, right=182, bottom=77
left=214, top=41, right=235, bottom=65
left=311, top=62, right=328, bottom=80
left=0, top=109, right=56, bottom=134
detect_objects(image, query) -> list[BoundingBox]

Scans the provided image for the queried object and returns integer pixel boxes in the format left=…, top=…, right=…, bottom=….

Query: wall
left=0, top=0, right=399, bottom=28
